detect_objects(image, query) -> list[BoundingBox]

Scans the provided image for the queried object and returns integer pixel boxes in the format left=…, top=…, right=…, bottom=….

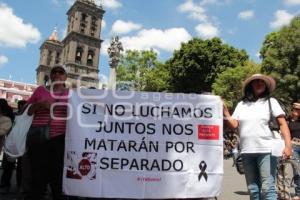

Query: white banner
left=63, top=89, right=223, bottom=199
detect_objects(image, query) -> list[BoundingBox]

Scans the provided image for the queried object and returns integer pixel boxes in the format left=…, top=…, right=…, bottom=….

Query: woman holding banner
left=223, top=74, right=292, bottom=200
left=25, top=64, right=69, bottom=200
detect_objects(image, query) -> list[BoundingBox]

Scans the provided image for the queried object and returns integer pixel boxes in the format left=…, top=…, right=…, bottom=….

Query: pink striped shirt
left=26, top=86, right=69, bottom=138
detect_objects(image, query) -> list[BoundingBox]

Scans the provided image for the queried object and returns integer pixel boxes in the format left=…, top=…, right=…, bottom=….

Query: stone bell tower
left=62, top=0, right=105, bottom=88
left=36, top=0, right=105, bottom=88
left=36, top=28, right=63, bottom=86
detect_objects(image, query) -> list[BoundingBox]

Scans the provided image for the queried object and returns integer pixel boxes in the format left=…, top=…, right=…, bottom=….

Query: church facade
left=36, top=0, right=105, bottom=88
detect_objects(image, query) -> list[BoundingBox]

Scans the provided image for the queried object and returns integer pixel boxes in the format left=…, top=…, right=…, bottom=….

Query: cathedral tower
left=36, top=0, right=105, bottom=88
left=36, top=28, right=63, bottom=86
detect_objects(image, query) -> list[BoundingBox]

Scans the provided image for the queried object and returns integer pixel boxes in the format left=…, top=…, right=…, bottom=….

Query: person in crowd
left=223, top=74, right=292, bottom=200
left=0, top=99, right=15, bottom=194
left=288, top=102, right=300, bottom=200
left=12, top=100, right=31, bottom=194
left=0, top=100, right=27, bottom=194
left=25, top=64, right=69, bottom=200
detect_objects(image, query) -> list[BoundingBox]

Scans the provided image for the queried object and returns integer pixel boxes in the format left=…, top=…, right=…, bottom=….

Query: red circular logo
left=78, top=159, right=91, bottom=176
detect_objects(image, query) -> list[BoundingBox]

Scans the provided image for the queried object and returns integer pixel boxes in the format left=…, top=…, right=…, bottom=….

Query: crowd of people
left=223, top=129, right=239, bottom=159
left=288, top=102, right=300, bottom=199
left=0, top=100, right=26, bottom=194
left=0, top=67, right=300, bottom=200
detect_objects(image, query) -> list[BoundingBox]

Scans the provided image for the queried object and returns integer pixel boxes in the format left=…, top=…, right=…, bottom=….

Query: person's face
left=292, top=108, right=300, bottom=120
left=251, top=79, right=267, bottom=97
left=50, top=68, right=67, bottom=84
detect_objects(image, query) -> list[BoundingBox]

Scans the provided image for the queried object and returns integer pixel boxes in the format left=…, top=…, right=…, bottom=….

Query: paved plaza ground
left=0, top=158, right=249, bottom=200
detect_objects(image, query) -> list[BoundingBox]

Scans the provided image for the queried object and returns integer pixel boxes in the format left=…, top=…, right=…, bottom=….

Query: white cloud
left=238, top=10, right=254, bottom=20
left=227, top=28, right=237, bottom=35
left=102, top=19, right=106, bottom=29
left=0, top=55, right=8, bottom=65
left=65, top=0, right=122, bottom=9
left=66, top=0, right=75, bottom=6
left=101, top=0, right=122, bottom=9
left=52, top=0, right=59, bottom=5
left=200, top=0, right=218, bottom=6
left=195, top=23, right=219, bottom=39
left=101, top=28, right=192, bottom=55
left=0, top=3, right=41, bottom=48
left=100, top=41, right=110, bottom=55
left=200, top=0, right=232, bottom=6
left=177, top=0, right=208, bottom=22
left=178, top=1, right=221, bottom=38
left=270, top=10, right=294, bottom=29
left=111, top=20, right=142, bottom=34
left=62, top=28, right=67, bottom=39
left=256, top=52, right=261, bottom=58
left=283, top=0, right=300, bottom=5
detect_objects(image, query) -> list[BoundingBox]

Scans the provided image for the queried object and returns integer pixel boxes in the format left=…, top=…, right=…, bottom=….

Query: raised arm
left=223, top=104, right=239, bottom=130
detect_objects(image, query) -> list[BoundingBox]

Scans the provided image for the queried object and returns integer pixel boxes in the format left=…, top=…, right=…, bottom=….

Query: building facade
left=36, top=0, right=105, bottom=88
left=0, top=79, right=37, bottom=109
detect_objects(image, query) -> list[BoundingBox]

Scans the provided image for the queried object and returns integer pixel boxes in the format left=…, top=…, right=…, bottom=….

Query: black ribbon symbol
left=198, top=161, right=208, bottom=182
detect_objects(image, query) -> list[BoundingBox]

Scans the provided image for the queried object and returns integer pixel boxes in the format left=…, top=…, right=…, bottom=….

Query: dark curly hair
left=0, top=98, right=14, bottom=122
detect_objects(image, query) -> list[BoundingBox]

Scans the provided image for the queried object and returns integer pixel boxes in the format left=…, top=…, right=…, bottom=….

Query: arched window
left=47, top=51, right=52, bottom=65
left=91, top=16, right=97, bottom=26
left=81, top=13, right=87, bottom=22
left=75, top=47, right=83, bottom=64
left=55, top=52, right=60, bottom=64
left=90, top=16, right=97, bottom=36
left=87, top=50, right=94, bottom=66
left=80, top=13, right=87, bottom=33
left=44, top=75, right=49, bottom=86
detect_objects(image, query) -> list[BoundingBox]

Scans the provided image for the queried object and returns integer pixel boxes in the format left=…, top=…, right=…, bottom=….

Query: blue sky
left=0, top=0, right=299, bottom=85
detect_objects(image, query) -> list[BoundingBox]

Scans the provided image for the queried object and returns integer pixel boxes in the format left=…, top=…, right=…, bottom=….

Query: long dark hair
left=242, top=80, right=270, bottom=102
left=0, top=99, right=14, bottom=122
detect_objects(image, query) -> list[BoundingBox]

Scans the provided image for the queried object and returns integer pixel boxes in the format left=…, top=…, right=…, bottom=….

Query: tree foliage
left=166, top=37, right=249, bottom=93
left=212, top=61, right=261, bottom=110
left=260, top=16, right=300, bottom=103
left=143, top=63, right=170, bottom=92
left=116, top=50, right=169, bottom=91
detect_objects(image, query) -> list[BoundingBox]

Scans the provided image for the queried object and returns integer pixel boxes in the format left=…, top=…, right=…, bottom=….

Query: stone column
left=107, top=36, right=123, bottom=90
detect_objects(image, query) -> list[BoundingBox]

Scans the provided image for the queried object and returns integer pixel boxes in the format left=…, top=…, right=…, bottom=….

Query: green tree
left=166, top=37, right=249, bottom=93
left=116, top=50, right=169, bottom=91
left=212, top=61, right=261, bottom=109
left=143, top=63, right=170, bottom=92
left=260, top=16, right=300, bottom=103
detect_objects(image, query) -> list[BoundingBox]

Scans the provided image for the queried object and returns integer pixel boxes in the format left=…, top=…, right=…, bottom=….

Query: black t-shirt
left=289, top=120, right=300, bottom=139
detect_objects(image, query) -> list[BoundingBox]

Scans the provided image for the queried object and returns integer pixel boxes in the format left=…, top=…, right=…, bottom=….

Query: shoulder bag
left=268, top=98, right=280, bottom=131
left=268, top=98, right=285, bottom=156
